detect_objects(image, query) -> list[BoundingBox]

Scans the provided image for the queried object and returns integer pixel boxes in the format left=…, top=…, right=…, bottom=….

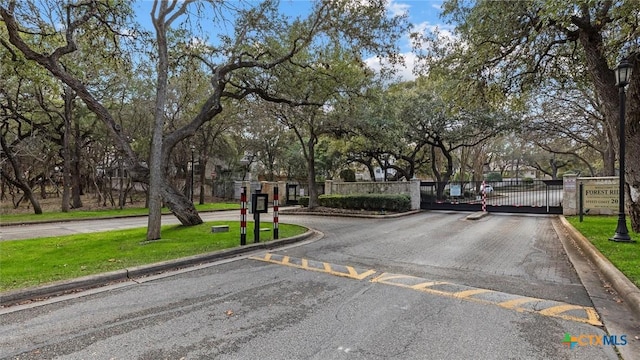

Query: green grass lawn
left=566, top=216, right=640, bottom=288
left=0, top=221, right=306, bottom=291
left=0, top=202, right=240, bottom=224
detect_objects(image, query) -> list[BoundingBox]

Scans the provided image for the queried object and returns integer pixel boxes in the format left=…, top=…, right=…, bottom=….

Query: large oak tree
left=418, top=0, right=640, bottom=231
left=2, top=0, right=407, bottom=239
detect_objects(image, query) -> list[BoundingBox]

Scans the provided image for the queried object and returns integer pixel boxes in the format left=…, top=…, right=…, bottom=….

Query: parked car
left=480, top=184, right=494, bottom=193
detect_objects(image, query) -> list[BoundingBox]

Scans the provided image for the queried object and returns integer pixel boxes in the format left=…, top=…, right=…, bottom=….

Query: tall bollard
left=240, top=187, right=247, bottom=245
left=482, top=180, right=487, bottom=212
left=273, top=186, right=279, bottom=240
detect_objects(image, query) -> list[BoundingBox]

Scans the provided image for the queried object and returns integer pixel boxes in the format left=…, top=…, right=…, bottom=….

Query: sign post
left=252, top=190, right=268, bottom=243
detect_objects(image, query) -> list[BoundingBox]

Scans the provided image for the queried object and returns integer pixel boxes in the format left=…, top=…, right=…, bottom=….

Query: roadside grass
left=0, top=202, right=240, bottom=224
left=0, top=221, right=306, bottom=291
left=566, top=216, right=640, bottom=288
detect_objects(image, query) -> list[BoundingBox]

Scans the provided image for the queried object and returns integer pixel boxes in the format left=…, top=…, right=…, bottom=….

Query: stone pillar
left=563, top=174, right=578, bottom=216
left=324, top=180, right=333, bottom=195
left=277, top=181, right=287, bottom=205
left=410, top=178, right=421, bottom=210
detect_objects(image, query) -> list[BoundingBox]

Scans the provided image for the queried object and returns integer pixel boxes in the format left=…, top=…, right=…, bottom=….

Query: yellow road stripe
left=498, top=297, right=539, bottom=309
left=323, top=262, right=332, bottom=272
left=351, top=269, right=377, bottom=280
left=249, top=254, right=602, bottom=327
left=251, top=253, right=376, bottom=280
left=539, top=304, right=586, bottom=317
left=585, top=307, right=601, bottom=326
left=347, top=266, right=358, bottom=277
left=371, top=273, right=416, bottom=283
left=411, top=281, right=446, bottom=290
left=539, top=304, right=602, bottom=326
left=454, top=289, right=490, bottom=298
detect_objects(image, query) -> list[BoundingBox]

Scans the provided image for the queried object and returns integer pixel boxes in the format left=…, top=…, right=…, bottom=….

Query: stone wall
left=324, top=179, right=421, bottom=210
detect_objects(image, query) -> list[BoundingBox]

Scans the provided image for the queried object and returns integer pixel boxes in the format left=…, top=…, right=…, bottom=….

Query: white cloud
left=365, top=52, right=418, bottom=82
left=386, top=0, right=411, bottom=17
left=413, top=21, right=455, bottom=41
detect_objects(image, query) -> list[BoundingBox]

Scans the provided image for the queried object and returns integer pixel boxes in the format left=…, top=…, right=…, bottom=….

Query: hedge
left=299, top=194, right=410, bottom=212
left=299, top=196, right=309, bottom=207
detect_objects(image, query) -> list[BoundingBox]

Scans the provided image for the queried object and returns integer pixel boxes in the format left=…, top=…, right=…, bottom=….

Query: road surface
left=0, top=212, right=634, bottom=359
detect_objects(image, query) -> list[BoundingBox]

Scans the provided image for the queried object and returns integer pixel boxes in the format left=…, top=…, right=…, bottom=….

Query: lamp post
left=190, top=145, right=195, bottom=203
left=610, top=59, right=634, bottom=242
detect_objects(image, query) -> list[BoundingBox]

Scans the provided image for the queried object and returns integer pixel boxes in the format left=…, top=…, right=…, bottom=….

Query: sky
left=132, top=0, right=453, bottom=81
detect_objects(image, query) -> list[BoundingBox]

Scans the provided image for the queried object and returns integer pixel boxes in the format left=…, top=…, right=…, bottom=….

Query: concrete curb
left=559, top=216, right=640, bottom=319
left=0, top=230, right=319, bottom=307
left=466, top=211, right=489, bottom=220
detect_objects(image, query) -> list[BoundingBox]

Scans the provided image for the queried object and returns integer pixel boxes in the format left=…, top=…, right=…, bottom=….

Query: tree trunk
left=161, top=176, right=203, bottom=225
left=0, top=137, right=42, bottom=214
left=61, top=87, right=73, bottom=212
left=199, top=161, right=206, bottom=205
left=602, top=127, right=616, bottom=176
left=40, top=174, right=47, bottom=199
left=578, top=26, right=639, bottom=232
left=71, top=115, right=83, bottom=208
left=306, top=137, right=318, bottom=209
left=625, top=54, right=640, bottom=233
left=147, top=1, right=170, bottom=241
left=118, top=159, right=125, bottom=209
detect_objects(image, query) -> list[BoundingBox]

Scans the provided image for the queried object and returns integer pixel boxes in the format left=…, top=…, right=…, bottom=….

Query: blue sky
left=132, top=0, right=451, bottom=80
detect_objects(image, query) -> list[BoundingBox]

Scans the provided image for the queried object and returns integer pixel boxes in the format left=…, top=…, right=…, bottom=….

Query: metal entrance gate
left=420, top=180, right=563, bottom=214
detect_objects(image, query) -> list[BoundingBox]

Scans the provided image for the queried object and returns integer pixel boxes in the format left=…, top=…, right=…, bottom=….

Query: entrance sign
left=582, top=184, right=618, bottom=210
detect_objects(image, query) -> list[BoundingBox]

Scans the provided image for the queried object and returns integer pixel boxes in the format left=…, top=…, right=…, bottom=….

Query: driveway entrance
left=420, top=179, right=563, bottom=214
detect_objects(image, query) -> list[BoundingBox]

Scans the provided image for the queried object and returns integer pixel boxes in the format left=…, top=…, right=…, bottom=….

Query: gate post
left=562, top=174, right=578, bottom=215
left=410, top=178, right=420, bottom=210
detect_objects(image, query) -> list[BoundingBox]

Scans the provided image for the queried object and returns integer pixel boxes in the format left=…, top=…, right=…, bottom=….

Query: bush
left=485, top=172, right=502, bottom=181
left=299, top=196, right=309, bottom=207
left=339, top=169, right=356, bottom=182
left=317, top=194, right=411, bottom=212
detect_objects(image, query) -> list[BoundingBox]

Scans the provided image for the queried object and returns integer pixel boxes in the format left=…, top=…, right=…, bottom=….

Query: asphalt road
left=0, top=212, right=635, bottom=359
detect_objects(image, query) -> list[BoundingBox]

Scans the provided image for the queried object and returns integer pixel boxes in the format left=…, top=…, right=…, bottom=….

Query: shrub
left=485, top=172, right=502, bottom=181
left=299, top=196, right=309, bottom=207
left=317, top=194, right=411, bottom=212
left=339, top=169, right=356, bottom=182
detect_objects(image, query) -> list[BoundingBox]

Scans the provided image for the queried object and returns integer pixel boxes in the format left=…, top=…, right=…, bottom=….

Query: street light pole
left=610, top=59, right=634, bottom=242
left=190, top=145, right=195, bottom=203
